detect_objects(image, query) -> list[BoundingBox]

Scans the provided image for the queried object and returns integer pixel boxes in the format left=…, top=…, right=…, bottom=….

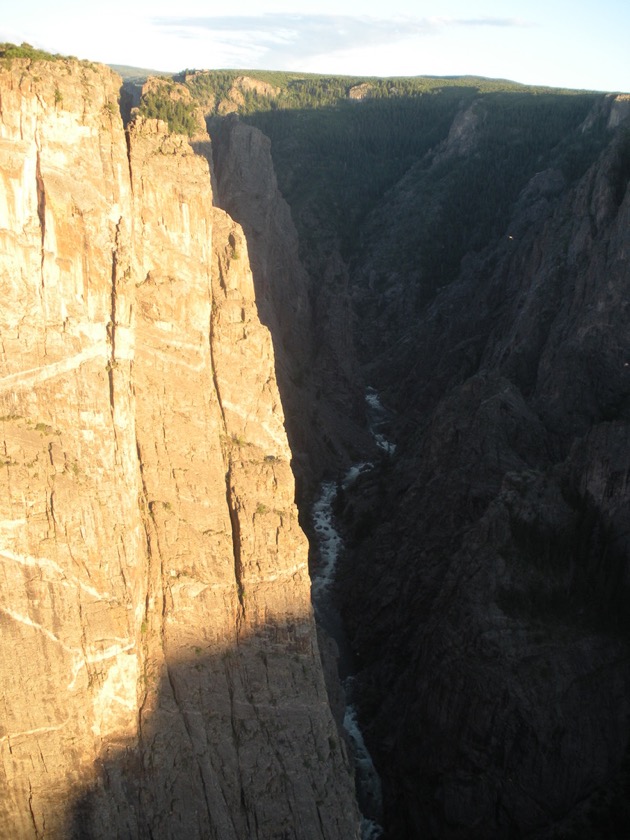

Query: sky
left=2, top=0, right=629, bottom=93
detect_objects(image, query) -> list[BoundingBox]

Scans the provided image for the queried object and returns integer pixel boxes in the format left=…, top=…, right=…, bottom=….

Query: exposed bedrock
left=3, top=55, right=630, bottom=840
left=336, top=105, right=630, bottom=838
left=0, top=59, right=360, bottom=839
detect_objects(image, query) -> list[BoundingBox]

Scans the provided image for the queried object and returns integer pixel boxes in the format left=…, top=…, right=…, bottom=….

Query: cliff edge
left=0, top=58, right=359, bottom=839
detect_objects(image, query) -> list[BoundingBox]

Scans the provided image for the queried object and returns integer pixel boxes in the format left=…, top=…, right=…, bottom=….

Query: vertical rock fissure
left=208, top=306, right=246, bottom=618
left=107, top=218, right=124, bottom=420
left=124, top=123, right=133, bottom=195
left=134, top=433, right=174, bottom=766
left=35, top=148, right=45, bottom=290
left=224, top=663, right=249, bottom=835
left=225, top=472, right=245, bottom=616
left=134, top=439, right=157, bottom=714
left=27, top=782, right=41, bottom=840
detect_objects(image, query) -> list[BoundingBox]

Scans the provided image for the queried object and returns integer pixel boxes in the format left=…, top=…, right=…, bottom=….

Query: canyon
left=1, top=53, right=629, bottom=839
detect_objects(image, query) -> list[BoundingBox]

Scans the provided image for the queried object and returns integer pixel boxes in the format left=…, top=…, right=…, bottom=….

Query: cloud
left=450, top=17, right=531, bottom=27
left=151, top=13, right=528, bottom=68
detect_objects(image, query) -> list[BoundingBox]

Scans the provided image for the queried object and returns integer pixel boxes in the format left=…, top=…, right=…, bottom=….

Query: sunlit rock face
left=0, top=59, right=360, bottom=840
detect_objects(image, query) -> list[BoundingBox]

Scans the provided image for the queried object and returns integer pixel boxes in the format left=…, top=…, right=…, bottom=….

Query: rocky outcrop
left=216, top=76, right=281, bottom=116
left=337, top=103, right=630, bottom=838
left=431, top=100, right=483, bottom=163
left=0, top=58, right=360, bottom=839
left=348, top=83, right=375, bottom=101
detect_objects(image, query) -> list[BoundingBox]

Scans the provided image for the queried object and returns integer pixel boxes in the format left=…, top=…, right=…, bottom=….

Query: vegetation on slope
left=0, top=41, right=76, bottom=63
left=352, top=90, right=609, bottom=304
left=137, top=88, right=200, bottom=136
left=210, top=77, right=605, bottom=277
left=180, top=68, right=591, bottom=113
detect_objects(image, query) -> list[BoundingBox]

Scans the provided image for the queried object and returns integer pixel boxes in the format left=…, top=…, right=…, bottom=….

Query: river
left=311, top=387, right=395, bottom=840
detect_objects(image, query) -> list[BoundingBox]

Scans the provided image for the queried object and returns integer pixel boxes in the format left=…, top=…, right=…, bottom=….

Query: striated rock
left=0, top=59, right=140, bottom=838
left=0, top=58, right=360, bottom=839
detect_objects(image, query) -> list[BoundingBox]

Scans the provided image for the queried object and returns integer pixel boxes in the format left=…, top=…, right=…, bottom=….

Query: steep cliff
left=335, top=99, right=630, bottom=839
left=210, top=114, right=373, bottom=498
left=182, top=78, right=630, bottom=839
left=4, top=55, right=629, bottom=840
left=0, top=58, right=360, bottom=839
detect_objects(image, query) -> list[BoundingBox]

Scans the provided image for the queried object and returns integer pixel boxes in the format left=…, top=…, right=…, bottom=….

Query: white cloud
left=151, top=13, right=527, bottom=69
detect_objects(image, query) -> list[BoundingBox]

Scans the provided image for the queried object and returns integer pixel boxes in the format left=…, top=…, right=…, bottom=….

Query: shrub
left=0, top=42, right=64, bottom=62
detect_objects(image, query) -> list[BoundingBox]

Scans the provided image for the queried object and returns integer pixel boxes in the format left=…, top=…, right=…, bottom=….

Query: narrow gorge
left=1, top=54, right=630, bottom=840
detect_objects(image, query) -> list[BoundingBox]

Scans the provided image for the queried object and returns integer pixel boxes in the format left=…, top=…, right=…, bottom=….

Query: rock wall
left=337, top=102, right=630, bottom=839
left=0, top=59, right=359, bottom=839
left=210, top=115, right=374, bottom=499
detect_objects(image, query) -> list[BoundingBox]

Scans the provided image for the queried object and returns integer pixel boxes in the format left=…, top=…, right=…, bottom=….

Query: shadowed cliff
left=333, top=96, right=630, bottom=839
left=209, top=113, right=374, bottom=502
left=69, top=620, right=353, bottom=840
left=201, top=77, right=630, bottom=838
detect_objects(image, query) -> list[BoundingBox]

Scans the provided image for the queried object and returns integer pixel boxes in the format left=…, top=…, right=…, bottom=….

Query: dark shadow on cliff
left=335, top=388, right=630, bottom=839
left=203, top=89, right=630, bottom=840
left=206, top=88, right=611, bottom=504
left=68, top=616, right=359, bottom=840
left=208, top=111, right=379, bottom=503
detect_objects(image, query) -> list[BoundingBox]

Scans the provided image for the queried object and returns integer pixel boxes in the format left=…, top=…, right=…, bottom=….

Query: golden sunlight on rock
left=0, top=58, right=360, bottom=839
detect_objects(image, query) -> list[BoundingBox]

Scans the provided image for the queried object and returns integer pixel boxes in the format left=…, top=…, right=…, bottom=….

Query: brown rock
left=0, top=59, right=359, bottom=839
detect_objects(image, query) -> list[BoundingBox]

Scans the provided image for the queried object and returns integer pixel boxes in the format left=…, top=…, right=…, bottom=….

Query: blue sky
left=2, top=0, right=629, bottom=92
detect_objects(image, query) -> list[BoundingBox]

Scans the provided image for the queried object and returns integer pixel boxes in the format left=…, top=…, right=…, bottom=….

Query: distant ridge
left=108, top=63, right=174, bottom=82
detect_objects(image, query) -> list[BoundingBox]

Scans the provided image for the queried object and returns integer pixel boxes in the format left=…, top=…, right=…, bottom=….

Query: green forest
left=137, top=89, right=199, bottom=136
